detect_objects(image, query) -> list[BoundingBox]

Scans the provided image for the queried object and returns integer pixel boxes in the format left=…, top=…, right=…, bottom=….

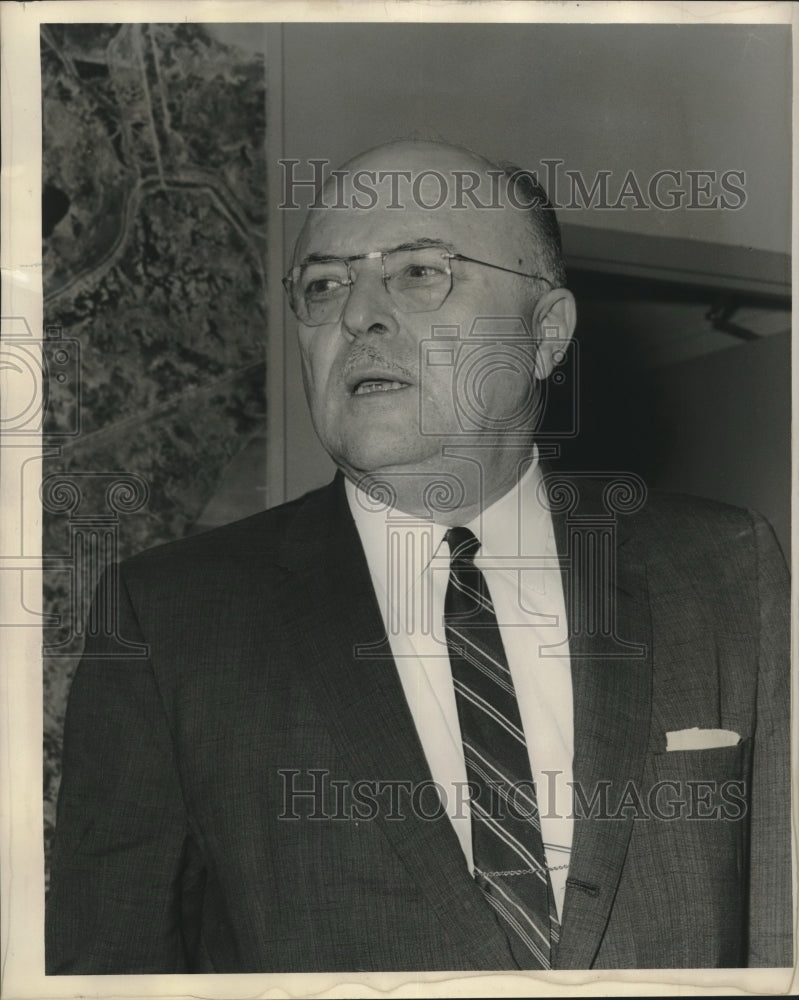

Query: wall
left=280, top=23, right=790, bottom=252
left=644, top=330, right=791, bottom=556
left=275, top=22, right=792, bottom=504
left=553, top=270, right=791, bottom=557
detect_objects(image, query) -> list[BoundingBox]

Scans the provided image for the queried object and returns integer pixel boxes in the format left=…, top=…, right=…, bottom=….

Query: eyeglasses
left=282, top=244, right=554, bottom=327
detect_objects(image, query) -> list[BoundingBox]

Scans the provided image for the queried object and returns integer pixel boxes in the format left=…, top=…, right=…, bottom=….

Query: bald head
left=293, top=138, right=565, bottom=286
left=344, top=137, right=495, bottom=173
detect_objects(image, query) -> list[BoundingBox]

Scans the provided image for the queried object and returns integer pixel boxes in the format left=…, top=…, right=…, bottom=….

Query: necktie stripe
left=447, top=624, right=513, bottom=676
left=470, top=803, right=548, bottom=879
left=446, top=628, right=515, bottom=692
left=448, top=572, right=495, bottom=613
left=463, top=742, right=539, bottom=813
left=444, top=525, right=558, bottom=970
left=450, top=534, right=481, bottom=561
left=463, top=751, right=540, bottom=824
left=463, top=747, right=542, bottom=832
left=483, top=875, right=552, bottom=947
left=451, top=678, right=528, bottom=745
left=479, top=884, right=550, bottom=966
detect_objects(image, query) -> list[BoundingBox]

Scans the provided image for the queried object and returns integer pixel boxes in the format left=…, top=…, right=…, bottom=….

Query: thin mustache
left=342, top=345, right=416, bottom=382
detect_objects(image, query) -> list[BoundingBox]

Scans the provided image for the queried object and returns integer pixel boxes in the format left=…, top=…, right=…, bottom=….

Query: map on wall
left=41, top=22, right=268, bottom=876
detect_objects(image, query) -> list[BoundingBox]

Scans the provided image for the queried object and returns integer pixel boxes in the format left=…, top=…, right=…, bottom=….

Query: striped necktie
left=443, top=525, right=558, bottom=969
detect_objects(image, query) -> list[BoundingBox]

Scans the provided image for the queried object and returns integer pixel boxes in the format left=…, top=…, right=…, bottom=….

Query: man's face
left=292, top=146, right=548, bottom=482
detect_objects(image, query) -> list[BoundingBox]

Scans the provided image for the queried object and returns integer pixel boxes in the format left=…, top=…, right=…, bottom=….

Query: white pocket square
left=666, top=727, right=740, bottom=751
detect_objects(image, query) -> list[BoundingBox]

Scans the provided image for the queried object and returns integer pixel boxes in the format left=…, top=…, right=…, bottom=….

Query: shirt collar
left=345, top=446, right=553, bottom=588
left=463, top=450, right=551, bottom=560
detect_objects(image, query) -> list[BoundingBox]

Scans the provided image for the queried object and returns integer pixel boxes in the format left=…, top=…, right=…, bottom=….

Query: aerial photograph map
left=40, top=22, right=268, bottom=876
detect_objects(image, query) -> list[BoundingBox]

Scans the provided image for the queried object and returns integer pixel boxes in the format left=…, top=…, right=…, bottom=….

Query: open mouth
left=352, top=378, right=410, bottom=396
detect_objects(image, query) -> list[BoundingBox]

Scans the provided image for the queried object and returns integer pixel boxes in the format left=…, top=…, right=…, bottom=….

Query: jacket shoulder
left=619, top=489, right=786, bottom=612
left=543, top=471, right=784, bottom=577
left=543, top=471, right=770, bottom=553
left=120, top=480, right=334, bottom=588
left=630, top=488, right=774, bottom=556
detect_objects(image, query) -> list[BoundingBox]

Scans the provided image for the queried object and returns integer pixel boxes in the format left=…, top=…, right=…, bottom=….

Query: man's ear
left=530, top=288, right=577, bottom=380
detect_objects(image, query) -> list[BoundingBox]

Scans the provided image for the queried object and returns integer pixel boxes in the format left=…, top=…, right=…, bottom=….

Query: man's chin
left=332, top=437, right=443, bottom=481
left=339, top=450, right=435, bottom=481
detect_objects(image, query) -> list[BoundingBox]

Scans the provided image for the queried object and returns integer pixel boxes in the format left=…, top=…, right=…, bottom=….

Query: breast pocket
left=634, top=737, right=752, bottom=876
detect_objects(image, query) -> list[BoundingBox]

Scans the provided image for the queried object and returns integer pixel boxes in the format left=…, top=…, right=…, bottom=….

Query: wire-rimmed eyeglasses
left=282, top=244, right=554, bottom=327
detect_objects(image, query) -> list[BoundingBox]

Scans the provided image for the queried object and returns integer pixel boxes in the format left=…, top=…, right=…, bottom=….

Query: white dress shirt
left=345, top=455, right=574, bottom=916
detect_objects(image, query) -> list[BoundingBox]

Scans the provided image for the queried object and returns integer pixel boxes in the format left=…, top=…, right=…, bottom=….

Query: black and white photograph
left=0, top=2, right=794, bottom=996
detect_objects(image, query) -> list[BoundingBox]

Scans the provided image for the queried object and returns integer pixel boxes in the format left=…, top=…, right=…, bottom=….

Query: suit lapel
left=277, top=472, right=653, bottom=969
left=277, top=476, right=517, bottom=969
left=547, top=474, right=653, bottom=968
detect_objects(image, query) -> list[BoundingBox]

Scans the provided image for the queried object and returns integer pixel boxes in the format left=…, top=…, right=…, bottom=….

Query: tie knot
left=445, top=526, right=481, bottom=566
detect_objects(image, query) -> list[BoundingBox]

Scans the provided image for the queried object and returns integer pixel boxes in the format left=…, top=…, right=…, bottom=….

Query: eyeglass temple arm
left=449, top=253, right=554, bottom=285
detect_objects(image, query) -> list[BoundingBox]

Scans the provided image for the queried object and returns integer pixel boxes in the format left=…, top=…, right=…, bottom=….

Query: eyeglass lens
left=294, top=247, right=453, bottom=326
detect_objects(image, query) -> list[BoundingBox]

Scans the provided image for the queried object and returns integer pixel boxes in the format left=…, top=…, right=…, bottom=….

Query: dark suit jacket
left=46, top=473, right=792, bottom=972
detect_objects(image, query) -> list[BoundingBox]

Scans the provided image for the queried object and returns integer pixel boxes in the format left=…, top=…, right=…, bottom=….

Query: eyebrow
left=300, top=237, right=450, bottom=265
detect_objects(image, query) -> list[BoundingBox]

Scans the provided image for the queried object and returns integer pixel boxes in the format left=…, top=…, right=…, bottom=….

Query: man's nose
left=340, top=266, right=398, bottom=339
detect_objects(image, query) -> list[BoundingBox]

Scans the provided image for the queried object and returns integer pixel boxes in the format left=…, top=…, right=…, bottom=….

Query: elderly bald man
left=47, top=140, right=791, bottom=973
